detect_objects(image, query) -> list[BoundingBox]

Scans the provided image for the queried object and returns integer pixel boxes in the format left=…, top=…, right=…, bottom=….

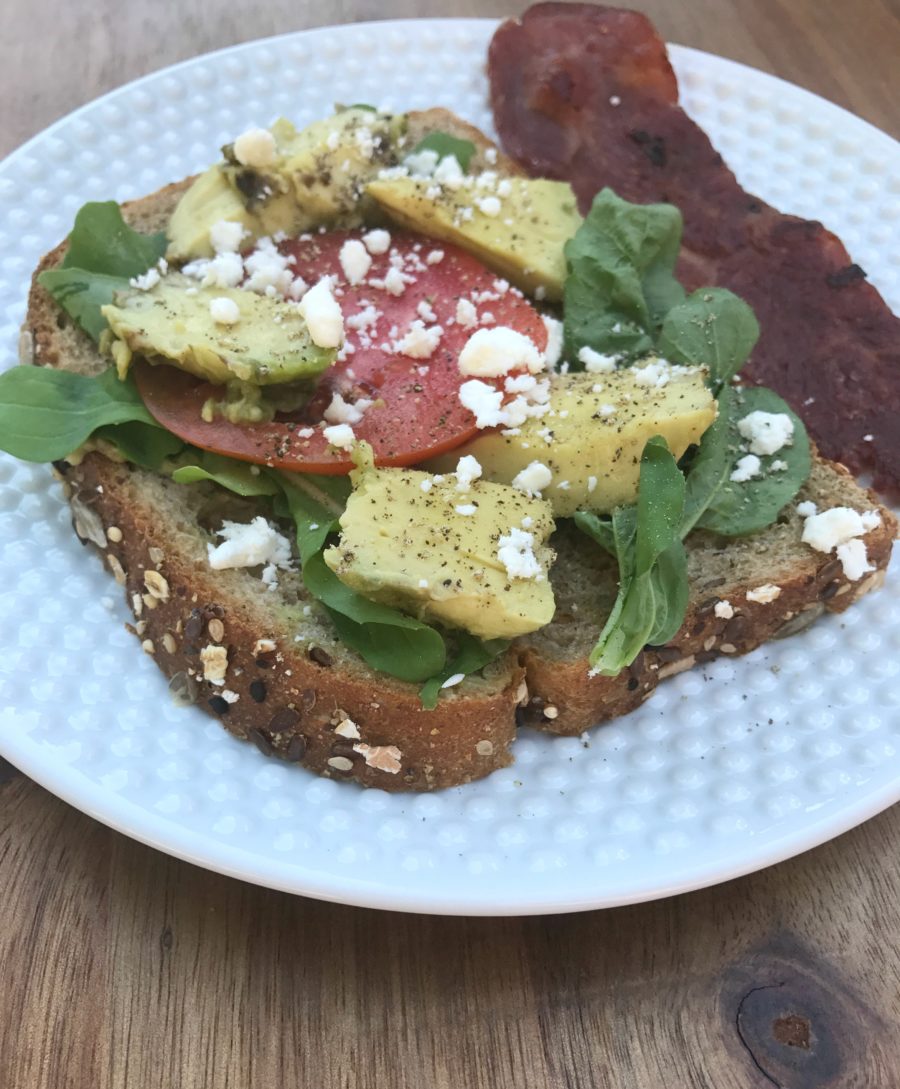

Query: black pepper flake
left=248, top=728, right=274, bottom=757
left=207, top=695, right=230, bottom=715
left=826, top=263, right=866, bottom=289
left=308, top=646, right=334, bottom=668
left=269, top=707, right=301, bottom=732
left=249, top=680, right=267, bottom=704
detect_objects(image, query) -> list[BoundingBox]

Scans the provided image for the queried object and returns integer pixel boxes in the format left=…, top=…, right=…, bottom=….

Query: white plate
left=1, top=19, right=898, bottom=916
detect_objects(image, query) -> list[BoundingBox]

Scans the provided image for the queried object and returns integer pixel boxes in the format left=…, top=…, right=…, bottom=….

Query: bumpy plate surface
left=1, top=20, right=898, bottom=915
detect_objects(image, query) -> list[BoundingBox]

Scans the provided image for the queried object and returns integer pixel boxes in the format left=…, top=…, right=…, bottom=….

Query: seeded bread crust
left=19, top=109, right=897, bottom=789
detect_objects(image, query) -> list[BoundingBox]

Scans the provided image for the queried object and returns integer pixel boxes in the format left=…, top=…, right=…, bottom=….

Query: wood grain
left=2, top=1, right=900, bottom=1086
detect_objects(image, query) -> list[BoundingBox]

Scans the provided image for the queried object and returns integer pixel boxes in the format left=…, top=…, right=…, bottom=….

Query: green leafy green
left=412, top=132, right=477, bottom=172
left=419, top=632, right=509, bottom=711
left=172, top=452, right=280, bottom=496
left=575, top=437, right=688, bottom=676
left=0, top=365, right=160, bottom=462
left=37, top=202, right=166, bottom=342
left=692, top=386, right=811, bottom=537
left=563, top=188, right=685, bottom=363
left=95, top=421, right=184, bottom=470
left=658, top=287, right=759, bottom=390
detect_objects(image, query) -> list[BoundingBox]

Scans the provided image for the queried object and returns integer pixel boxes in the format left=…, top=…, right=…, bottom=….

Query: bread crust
left=19, top=108, right=898, bottom=787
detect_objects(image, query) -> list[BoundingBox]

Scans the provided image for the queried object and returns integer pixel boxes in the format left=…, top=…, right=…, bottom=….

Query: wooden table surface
left=2, top=2, right=899, bottom=1086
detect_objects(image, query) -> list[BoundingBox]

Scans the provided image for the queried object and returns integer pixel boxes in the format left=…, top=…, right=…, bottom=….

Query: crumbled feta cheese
left=455, top=503, right=477, bottom=516
left=633, top=358, right=680, bottom=388
left=836, top=538, right=874, bottom=581
left=800, top=505, right=881, bottom=580
left=497, top=527, right=542, bottom=580
left=578, top=346, right=618, bottom=373
left=433, top=154, right=465, bottom=188
left=454, top=455, right=482, bottom=491
left=396, top=320, right=443, bottom=359
left=323, top=391, right=372, bottom=425
left=598, top=404, right=616, bottom=417
left=129, top=266, right=160, bottom=291
left=419, top=478, right=433, bottom=493
left=796, top=500, right=818, bottom=518
left=714, top=600, right=734, bottom=619
left=542, top=315, right=564, bottom=368
left=207, top=516, right=292, bottom=572
left=730, top=454, right=762, bottom=483
left=746, top=584, right=781, bottom=604
left=233, top=127, right=277, bottom=169
left=458, top=379, right=505, bottom=428
left=511, top=460, right=552, bottom=495
left=456, top=298, right=478, bottom=328
left=477, top=196, right=502, bottom=217
left=737, top=411, right=795, bottom=456
left=383, top=267, right=408, bottom=296
left=458, top=326, right=544, bottom=377
left=298, top=276, right=344, bottom=348
left=209, top=219, right=245, bottom=255
left=209, top=296, right=240, bottom=325
left=770, top=459, right=788, bottom=472
left=587, top=475, right=598, bottom=493
left=220, top=689, right=240, bottom=705
left=484, top=147, right=498, bottom=164
left=322, top=423, right=355, bottom=450
left=417, top=299, right=437, bottom=324
left=403, top=148, right=440, bottom=176
left=361, top=228, right=391, bottom=255
left=338, top=238, right=372, bottom=286
left=426, top=249, right=444, bottom=265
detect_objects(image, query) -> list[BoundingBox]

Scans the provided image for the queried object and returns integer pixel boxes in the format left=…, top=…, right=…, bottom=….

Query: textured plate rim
left=0, top=17, right=898, bottom=915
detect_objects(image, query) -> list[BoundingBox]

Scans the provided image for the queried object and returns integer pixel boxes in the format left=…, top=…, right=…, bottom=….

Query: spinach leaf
left=172, top=453, right=280, bottom=497
left=679, top=383, right=736, bottom=537
left=37, top=201, right=166, bottom=342
left=563, top=188, right=685, bottom=363
left=694, top=387, right=810, bottom=537
left=412, top=132, right=476, bottom=172
left=419, top=632, right=510, bottom=711
left=576, top=437, right=688, bottom=676
left=658, top=287, right=759, bottom=389
left=95, top=421, right=184, bottom=470
left=0, top=365, right=160, bottom=462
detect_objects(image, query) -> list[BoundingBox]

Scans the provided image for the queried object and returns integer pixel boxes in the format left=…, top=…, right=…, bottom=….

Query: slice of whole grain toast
left=19, top=109, right=896, bottom=790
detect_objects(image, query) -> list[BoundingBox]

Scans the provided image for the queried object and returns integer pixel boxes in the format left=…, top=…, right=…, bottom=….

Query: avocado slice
left=167, top=109, right=407, bottom=262
left=101, top=273, right=335, bottom=386
left=323, top=466, right=556, bottom=641
left=366, top=176, right=582, bottom=300
left=426, top=364, right=717, bottom=517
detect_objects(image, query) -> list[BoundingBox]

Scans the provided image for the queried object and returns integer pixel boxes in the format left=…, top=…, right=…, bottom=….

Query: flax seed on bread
left=21, top=109, right=897, bottom=790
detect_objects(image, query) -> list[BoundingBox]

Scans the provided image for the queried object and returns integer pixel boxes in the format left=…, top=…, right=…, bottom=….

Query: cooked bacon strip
left=489, top=2, right=900, bottom=495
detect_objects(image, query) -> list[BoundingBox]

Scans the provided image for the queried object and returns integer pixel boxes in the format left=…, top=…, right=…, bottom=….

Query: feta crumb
left=633, top=358, right=679, bottom=388
left=209, top=219, right=245, bottom=255
left=730, top=454, right=762, bottom=483
left=455, top=503, right=477, bottom=516
left=578, top=346, right=617, bottom=373
left=418, top=578, right=429, bottom=589
left=209, top=296, right=240, bottom=325
left=322, top=423, right=355, bottom=450
left=417, top=299, right=437, bottom=324
left=420, top=479, right=433, bottom=493
left=477, top=196, right=502, bottom=217
left=598, top=404, right=616, bottom=417
left=361, top=228, right=391, bottom=255
left=207, top=516, right=292, bottom=572
left=454, top=454, right=482, bottom=491
left=298, top=276, right=344, bottom=348
left=233, top=127, right=277, bottom=169
left=339, top=238, right=372, bottom=285
left=441, top=673, right=466, bottom=689
left=746, top=584, right=782, bottom=604
left=458, top=326, right=544, bottom=377
left=323, top=391, right=372, bottom=425
left=542, top=315, right=564, bottom=369
left=397, top=320, right=443, bottom=359
left=497, top=527, right=542, bottom=580
left=383, top=267, right=408, bottom=296
left=796, top=500, right=818, bottom=518
left=220, top=689, right=240, bottom=705
left=129, top=267, right=160, bottom=291
left=426, top=249, right=444, bottom=265
left=243, top=237, right=293, bottom=295
left=737, top=411, right=795, bottom=456
left=455, top=298, right=478, bottom=328
left=836, top=538, right=874, bottom=581
left=433, top=154, right=465, bottom=188
left=770, top=459, right=788, bottom=472
left=484, top=147, right=498, bottom=164
left=459, top=379, right=505, bottom=428
left=587, top=475, right=598, bottom=493
left=714, top=600, right=734, bottom=619
left=511, top=460, right=552, bottom=496
left=800, top=506, right=881, bottom=583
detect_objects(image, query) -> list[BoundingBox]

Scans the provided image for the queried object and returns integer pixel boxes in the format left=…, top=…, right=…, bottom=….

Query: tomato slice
left=134, top=230, right=548, bottom=474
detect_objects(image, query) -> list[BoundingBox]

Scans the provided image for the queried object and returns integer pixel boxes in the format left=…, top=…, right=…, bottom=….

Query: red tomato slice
left=134, top=230, right=548, bottom=474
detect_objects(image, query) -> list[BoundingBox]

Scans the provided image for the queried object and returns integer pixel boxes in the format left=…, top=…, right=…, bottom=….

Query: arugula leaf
left=419, top=632, right=510, bottom=711
left=693, top=387, right=810, bottom=537
left=172, top=452, right=280, bottom=496
left=658, top=287, right=759, bottom=389
left=37, top=201, right=166, bottom=342
left=412, top=132, right=476, bottom=172
left=0, top=365, right=160, bottom=462
left=563, top=188, right=685, bottom=363
left=576, top=437, right=688, bottom=675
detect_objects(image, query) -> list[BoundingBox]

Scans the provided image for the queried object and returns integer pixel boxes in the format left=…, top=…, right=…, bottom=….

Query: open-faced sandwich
left=1, top=7, right=896, bottom=792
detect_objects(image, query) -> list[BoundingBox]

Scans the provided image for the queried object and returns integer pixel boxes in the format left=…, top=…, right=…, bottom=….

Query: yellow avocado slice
left=323, top=467, right=556, bottom=641
left=427, top=363, right=717, bottom=518
left=366, top=176, right=582, bottom=301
